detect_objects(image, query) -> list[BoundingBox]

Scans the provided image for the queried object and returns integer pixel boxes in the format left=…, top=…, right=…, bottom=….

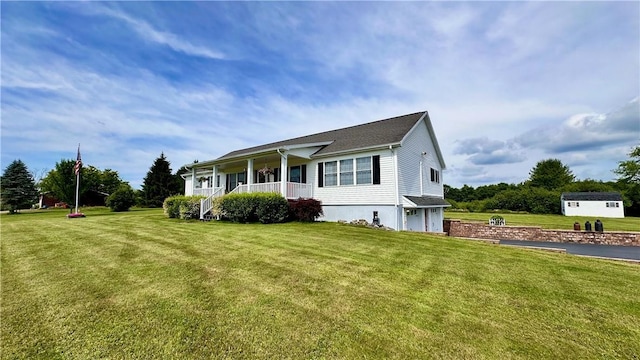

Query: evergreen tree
left=1, top=160, right=39, bottom=213
left=528, top=159, right=575, bottom=190
left=141, top=153, right=180, bottom=207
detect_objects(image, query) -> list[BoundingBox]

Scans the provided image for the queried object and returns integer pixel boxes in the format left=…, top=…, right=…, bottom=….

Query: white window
left=340, top=159, right=354, bottom=185
left=356, top=157, right=372, bottom=184
left=324, top=161, right=337, bottom=186
left=320, top=156, right=379, bottom=187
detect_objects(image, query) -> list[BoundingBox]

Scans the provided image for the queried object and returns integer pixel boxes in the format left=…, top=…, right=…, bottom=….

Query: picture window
left=320, top=156, right=377, bottom=187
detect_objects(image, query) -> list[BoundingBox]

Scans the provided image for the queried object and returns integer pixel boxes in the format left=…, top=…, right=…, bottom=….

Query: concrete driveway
left=499, top=240, right=640, bottom=261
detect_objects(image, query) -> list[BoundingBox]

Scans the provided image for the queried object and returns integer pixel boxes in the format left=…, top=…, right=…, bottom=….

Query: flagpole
left=74, top=143, right=81, bottom=214
left=75, top=169, right=80, bottom=214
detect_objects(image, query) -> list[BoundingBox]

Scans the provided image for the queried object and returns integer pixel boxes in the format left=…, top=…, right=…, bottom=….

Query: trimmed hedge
left=106, top=184, right=136, bottom=212
left=288, top=198, right=323, bottom=222
left=220, top=193, right=289, bottom=224
left=163, top=195, right=205, bottom=220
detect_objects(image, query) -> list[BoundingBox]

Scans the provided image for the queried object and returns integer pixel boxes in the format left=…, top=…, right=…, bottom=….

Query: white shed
left=561, top=192, right=624, bottom=218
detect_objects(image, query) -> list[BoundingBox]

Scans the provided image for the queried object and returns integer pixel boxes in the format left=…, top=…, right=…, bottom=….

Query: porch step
left=201, top=213, right=215, bottom=222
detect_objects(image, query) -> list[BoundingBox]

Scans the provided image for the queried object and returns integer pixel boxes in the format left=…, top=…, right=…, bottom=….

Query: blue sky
left=1, top=2, right=638, bottom=189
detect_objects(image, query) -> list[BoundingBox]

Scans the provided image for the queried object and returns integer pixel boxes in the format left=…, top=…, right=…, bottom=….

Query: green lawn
left=445, top=211, right=640, bottom=232
left=2, top=208, right=639, bottom=359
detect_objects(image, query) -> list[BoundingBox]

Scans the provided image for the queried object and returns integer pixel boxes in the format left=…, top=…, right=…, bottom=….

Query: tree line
left=3, top=147, right=639, bottom=216
left=1, top=152, right=187, bottom=213
left=445, top=147, right=640, bottom=216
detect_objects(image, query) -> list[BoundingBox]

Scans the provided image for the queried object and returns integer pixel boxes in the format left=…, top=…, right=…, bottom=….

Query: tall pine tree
left=528, top=159, right=575, bottom=190
left=141, top=153, right=180, bottom=207
left=1, top=160, right=39, bottom=213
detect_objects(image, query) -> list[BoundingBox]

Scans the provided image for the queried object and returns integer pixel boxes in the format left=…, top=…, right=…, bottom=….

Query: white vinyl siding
left=313, top=151, right=396, bottom=205
left=184, top=177, right=193, bottom=196
left=396, top=119, right=443, bottom=197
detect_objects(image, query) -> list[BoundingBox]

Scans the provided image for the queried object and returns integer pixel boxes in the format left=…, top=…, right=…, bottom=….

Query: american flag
left=74, top=145, right=82, bottom=175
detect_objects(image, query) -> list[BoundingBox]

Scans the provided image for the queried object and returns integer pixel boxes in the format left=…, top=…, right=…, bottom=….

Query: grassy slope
left=445, top=211, right=640, bottom=232
left=2, top=208, right=639, bottom=359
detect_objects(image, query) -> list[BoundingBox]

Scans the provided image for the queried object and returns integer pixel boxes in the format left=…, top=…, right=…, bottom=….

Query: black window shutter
left=373, top=155, right=380, bottom=184
left=318, top=163, right=324, bottom=187
left=301, top=165, right=307, bottom=183
left=275, top=168, right=280, bottom=182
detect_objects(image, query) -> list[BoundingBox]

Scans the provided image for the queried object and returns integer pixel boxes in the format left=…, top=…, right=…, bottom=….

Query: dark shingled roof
left=216, top=111, right=427, bottom=160
left=404, top=195, right=451, bottom=207
left=561, top=192, right=623, bottom=201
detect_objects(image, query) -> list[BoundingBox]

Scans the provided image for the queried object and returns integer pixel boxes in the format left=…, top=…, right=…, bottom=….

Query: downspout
left=190, top=166, right=196, bottom=196
left=419, top=157, right=424, bottom=195
left=390, top=145, right=400, bottom=230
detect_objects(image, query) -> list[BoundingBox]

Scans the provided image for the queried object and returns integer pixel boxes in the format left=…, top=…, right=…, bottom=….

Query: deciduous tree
left=614, top=146, right=640, bottom=184
left=614, top=146, right=640, bottom=216
left=39, top=159, right=77, bottom=209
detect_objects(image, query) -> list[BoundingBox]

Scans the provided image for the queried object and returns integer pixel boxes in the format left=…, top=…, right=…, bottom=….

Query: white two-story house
left=182, top=111, right=449, bottom=232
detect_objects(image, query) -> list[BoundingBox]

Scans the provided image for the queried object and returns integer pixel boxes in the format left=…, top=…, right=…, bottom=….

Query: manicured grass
left=2, top=208, right=639, bottom=359
left=446, top=211, right=640, bottom=232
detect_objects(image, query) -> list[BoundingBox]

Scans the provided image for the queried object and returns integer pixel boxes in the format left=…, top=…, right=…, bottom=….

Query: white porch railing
left=229, top=182, right=279, bottom=195
left=229, top=182, right=313, bottom=199
left=286, top=182, right=313, bottom=199
left=199, top=187, right=225, bottom=220
left=194, top=187, right=221, bottom=197
left=199, top=183, right=313, bottom=220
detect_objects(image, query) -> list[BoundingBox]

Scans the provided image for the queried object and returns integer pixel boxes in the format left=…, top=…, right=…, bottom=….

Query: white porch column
left=247, top=159, right=254, bottom=187
left=280, top=152, right=288, bottom=197
left=191, top=167, right=196, bottom=195
left=212, top=165, right=218, bottom=188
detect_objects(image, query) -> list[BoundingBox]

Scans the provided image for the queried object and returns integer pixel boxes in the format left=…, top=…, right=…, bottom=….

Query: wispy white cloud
left=1, top=2, right=638, bottom=189
left=93, top=5, right=225, bottom=60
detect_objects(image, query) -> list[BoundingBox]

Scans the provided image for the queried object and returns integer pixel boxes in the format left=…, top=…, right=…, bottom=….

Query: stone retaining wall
left=444, top=219, right=640, bottom=246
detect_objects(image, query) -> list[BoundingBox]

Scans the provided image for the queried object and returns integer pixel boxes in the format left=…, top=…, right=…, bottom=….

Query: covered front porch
left=185, top=147, right=317, bottom=219
left=188, top=152, right=313, bottom=200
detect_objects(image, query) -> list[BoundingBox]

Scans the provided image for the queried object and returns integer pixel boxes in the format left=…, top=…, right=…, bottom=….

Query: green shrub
left=287, top=198, right=323, bottom=222
left=163, top=195, right=204, bottom=219
left=179, top=197, right=203, bottom=220
left=255, top=193, right=289, bottom=224
left=220, top=193, right=289, bottom=224
left=221, top=193, right=257, bottom=223
left=211, top=196, right=225, bottom=219
left=163, top=195, right=186, bottom=218
left=106, top=184, right=136, bottom=212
